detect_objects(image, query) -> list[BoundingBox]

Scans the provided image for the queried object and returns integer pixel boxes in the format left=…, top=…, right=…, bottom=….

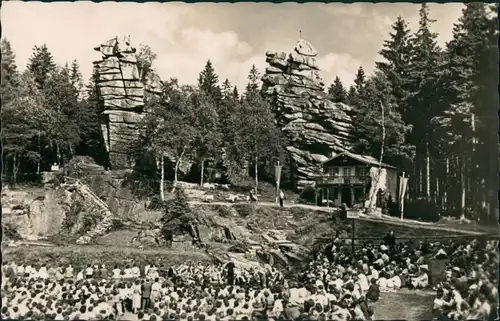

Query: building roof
left=321, top=151, right=397, bottom=169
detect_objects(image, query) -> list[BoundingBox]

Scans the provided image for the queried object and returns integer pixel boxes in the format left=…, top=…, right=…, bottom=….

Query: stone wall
left=262, top=39, right=355, bottom=189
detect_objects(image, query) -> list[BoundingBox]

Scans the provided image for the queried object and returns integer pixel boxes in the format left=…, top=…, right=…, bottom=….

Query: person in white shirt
left=151, top=277, right=162, bottom=302
left=357, top=273, right=369, bottom=292
left=38, top=265, right=49, bottom=279
left=377, top=272, right=388, bottom=292
left=279, top=190, right=285, bottom=207
left=145, top=263, right=151, bottom=277
left=131, top=265, right=141, bottom=278
left=76, top=270, right=84, bottom=281
left=112, top=265, right=121, bottom=279
left=85, top=264, right=94, bottom=279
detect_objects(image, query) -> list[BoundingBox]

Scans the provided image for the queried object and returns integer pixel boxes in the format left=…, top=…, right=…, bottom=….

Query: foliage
left=1, top=71, right=52, bottom=182
left=375, top=16, right=413, bottom=109
left=158, top=188, right=194, bottom=237
left=351, top=71, right=414, bottom=169
left=216, top=205, right=234, bottom=218
left=1, top=38, right=20, bottom=104
left=198, top=60, right=222, bottom=101
left=328, top=76, right=348, bottom=103
left=404, top=198, right=440, bottom=222
left=232, top=204, right=255, bottom=218
left=233, top=66, right=286, bottom=177
left=298, top=186, right=317, bottom=204
left=26, top=44, right=56, bottom=89
left=136, top=43, right=158, bottom=82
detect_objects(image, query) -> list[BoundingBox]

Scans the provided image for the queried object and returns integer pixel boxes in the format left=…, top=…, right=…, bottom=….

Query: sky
left=2, top=2, right=465, bottom=90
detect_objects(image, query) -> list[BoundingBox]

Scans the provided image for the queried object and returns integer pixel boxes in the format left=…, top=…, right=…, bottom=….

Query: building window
left=357, top=167, right=367, bottom=177
left=328, top=167, right=339, bottom=176
left=343, top=167, right=351, bottom=177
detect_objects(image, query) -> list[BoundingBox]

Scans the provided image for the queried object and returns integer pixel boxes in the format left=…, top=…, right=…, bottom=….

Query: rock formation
left=93, top=35, right=161, bottom=169
left=262, top=39, right=355, bottom=188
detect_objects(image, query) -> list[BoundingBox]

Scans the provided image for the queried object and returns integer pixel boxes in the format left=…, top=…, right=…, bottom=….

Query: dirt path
left=189, top=201, right=492, bottom=236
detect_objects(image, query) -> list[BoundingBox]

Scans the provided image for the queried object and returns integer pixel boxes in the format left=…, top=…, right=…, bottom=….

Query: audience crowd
left=1, top=234, right=497, bottom=321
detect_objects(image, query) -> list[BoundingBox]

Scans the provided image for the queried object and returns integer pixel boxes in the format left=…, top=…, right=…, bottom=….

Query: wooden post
left=351, top=218, right=355, bottom=254
left=350, top=186, right=355, bottom=208
left=326, top=187, right=330, bottom=207
left=275, top=161, right=281, bottom=205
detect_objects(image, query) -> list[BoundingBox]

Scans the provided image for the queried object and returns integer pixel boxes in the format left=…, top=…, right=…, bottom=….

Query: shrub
left=233, top=204, right=254, bottom=218
left=148, top=195, right=168, bottom=211
left=159, top=188, right=195, bottom=239
left=217, top=205, right=233, bottom=218
left=403, top=198, right=440, bottom=222
left=298, top=186, right=316, bottom=205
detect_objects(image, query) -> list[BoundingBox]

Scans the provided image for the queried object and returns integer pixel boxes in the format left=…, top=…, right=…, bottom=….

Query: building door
left=341, top=187, right=352, bottom=207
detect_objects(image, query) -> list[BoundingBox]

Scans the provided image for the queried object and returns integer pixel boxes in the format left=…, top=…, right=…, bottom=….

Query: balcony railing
left=315, top=175, right=370, bottom=185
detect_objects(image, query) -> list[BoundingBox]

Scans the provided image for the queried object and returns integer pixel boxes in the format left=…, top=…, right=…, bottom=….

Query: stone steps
left=65, top=178, right=118, bottom=245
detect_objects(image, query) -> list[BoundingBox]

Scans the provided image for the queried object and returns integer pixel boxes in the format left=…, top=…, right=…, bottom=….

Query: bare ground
left=374, top=289, right=435, bottom=320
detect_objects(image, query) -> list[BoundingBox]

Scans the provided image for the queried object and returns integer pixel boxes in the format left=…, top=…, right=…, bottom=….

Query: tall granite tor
left=93, top=36, right=161, bottom=169
left=262, top=39, right=355, bottom=188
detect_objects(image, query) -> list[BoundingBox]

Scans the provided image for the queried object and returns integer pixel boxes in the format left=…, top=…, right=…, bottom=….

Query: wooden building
left=314, top=151, right=399, bottom=208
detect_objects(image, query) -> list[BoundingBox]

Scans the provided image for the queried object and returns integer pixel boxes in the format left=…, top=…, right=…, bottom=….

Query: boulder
left=262, top=39, right=355, bottom=189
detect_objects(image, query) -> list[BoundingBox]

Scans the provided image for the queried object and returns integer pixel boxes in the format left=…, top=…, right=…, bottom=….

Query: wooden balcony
left=315, top=175, right=370, bottom=186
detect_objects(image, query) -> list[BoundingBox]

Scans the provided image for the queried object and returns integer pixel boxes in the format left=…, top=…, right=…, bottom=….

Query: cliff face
left=262, top=39, right=355, bottom=188
left=93, top=36, right=161, bottom=169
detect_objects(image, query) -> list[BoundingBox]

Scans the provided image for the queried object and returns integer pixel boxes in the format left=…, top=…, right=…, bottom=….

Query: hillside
left=3, top=162, right=497, bottom=272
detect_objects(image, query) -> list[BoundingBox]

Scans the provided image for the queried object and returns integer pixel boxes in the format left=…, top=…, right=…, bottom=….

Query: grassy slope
left=2, top=244, right=211, bottom=268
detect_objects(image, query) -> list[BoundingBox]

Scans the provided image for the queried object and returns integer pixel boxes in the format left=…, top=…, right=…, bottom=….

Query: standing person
left=85, top=264, right=94, bottom=279
left=279, top=190, right=285, bottom=208
left=384, top=231, right=396, bottom=249
left=225, top=260, right=235, bottom=286
left=141, top=279, right=152, bottom=310
left=131, top=283, right=141, bottom=314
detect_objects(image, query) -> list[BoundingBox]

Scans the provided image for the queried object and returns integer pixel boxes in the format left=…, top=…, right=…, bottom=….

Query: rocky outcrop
left=2, top=188, right=68, bottom=240
left=262, top=39, right=355, bottom=188
left=93, top=36, right=161, bottom=169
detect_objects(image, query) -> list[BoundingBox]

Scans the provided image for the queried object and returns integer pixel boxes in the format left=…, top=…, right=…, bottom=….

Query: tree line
left=1, top=3, right=497, bottom=220
left=327, top=3, right=497, bottom=220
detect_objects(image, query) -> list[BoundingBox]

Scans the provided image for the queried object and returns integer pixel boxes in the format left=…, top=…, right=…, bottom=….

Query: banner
left=275, top=163, right=282, bottom=185
left=399, top=176, right=409, bottom=216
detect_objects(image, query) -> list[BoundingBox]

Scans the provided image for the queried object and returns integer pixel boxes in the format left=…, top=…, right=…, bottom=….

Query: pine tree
left=434, top=3, right=498, bottom=218
left=375, top=16, right=412, bottom=110
left=232, top=86, right=240, bottom=100
left=405, top=3, right=444, bottom=200
left=245, top=64, right=261, bottom=96
left=351, top=71, right=414, bottom=169
left=353, top=66, right=366, bottom=91
left=221, top=78, right=233, bottom=98
left=348, top=68, right=366, bottom=108
left=1, top=38, right=20, bottom=106
left=347, top=85, right=357, bottom=105
left=327, top=76, right=347, bottom=103
left=1, top=71, right=52, bottom=182
left=42, top=65, right=81, bottom=164
left=159, top=188, right=194, bottom=238
left=235, top=86, right=285, bottom=192
left=190, top=89, right=221, bottom=186
left=70, top=60, right=83, bottom=99
left=198, top=60, right=221, bottom=100
left=26, top=44, right=56, bottom=89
